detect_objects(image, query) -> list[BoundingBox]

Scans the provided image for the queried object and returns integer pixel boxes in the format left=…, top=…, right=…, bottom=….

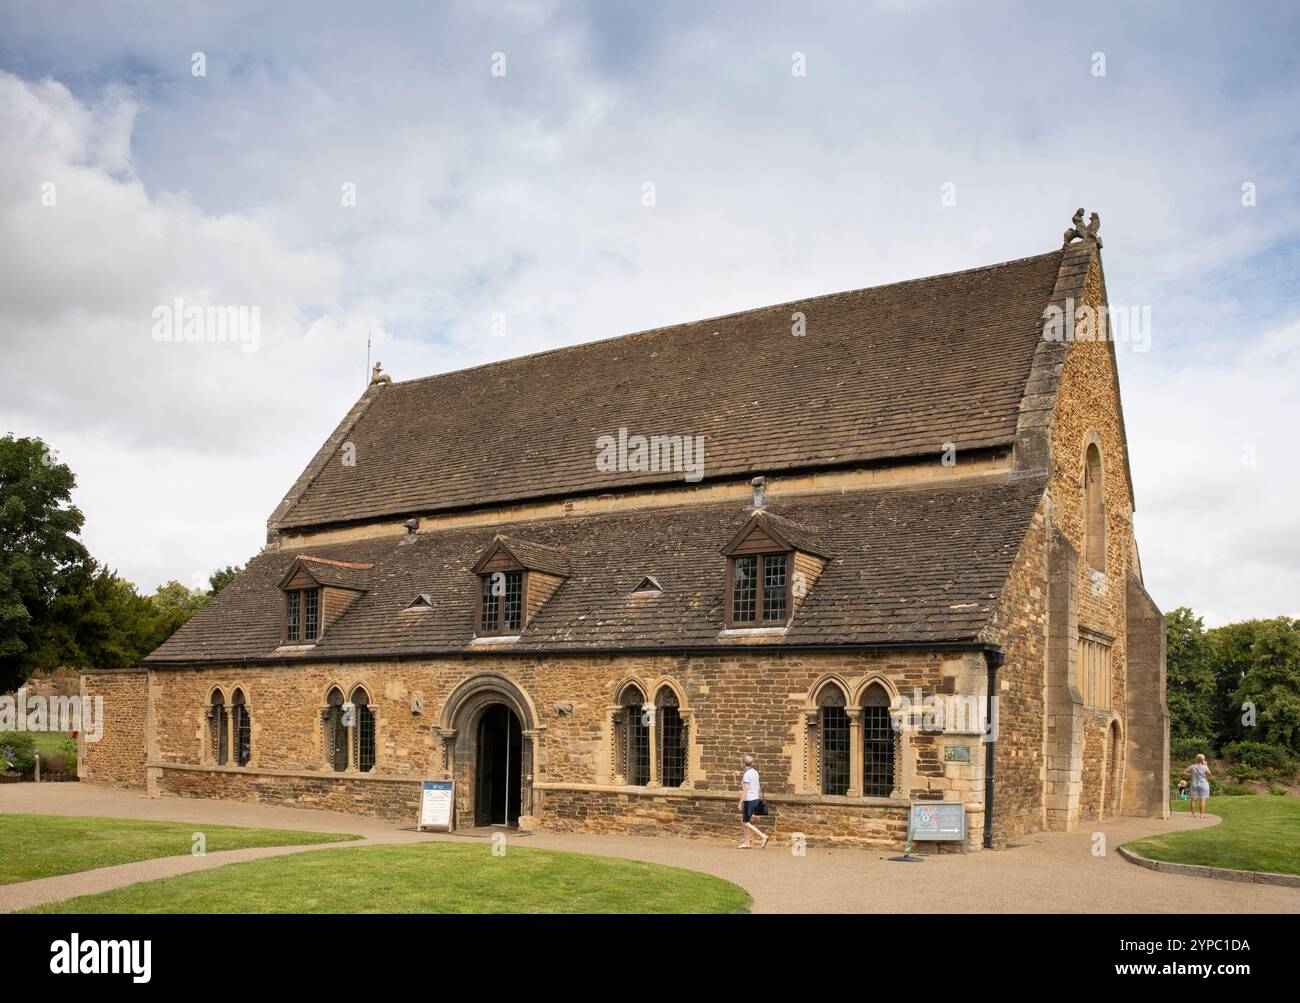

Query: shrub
left=1220, top=783, right=1254, bottom=796
left=1221, top=741, right=1286, bottom=770
left=1171, top=736, right=1215, bottom=764
left=1269, top=785, right=1289, bottom=796
left=0, top=733, right=37, bottom=774
left=1228, top=763, right=1261, bottom=782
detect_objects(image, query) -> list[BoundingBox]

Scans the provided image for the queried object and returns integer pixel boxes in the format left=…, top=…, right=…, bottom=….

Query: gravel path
left=3, top=784, right=1298, bottom=913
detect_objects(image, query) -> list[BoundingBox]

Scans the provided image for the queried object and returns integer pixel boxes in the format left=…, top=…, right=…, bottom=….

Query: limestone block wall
left=78, top=669, right=149, bottom=790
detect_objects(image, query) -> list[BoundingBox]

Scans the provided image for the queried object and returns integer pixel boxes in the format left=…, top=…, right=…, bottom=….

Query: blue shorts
left=742, top=800, right=761, bottom=823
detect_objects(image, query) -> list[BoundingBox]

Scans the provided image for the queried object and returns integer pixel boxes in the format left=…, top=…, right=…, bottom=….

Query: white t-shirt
left=741, top=767, right=761, bottom=801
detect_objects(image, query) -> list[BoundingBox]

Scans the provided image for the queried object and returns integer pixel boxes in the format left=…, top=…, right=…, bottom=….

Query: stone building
left=82, top=216, right=1169, bottom=849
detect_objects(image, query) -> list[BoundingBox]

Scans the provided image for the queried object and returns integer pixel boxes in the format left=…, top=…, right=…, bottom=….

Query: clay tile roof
left=145, top=474, right=1046, bottom=664
left=273, top=250, right=1064, bottom=530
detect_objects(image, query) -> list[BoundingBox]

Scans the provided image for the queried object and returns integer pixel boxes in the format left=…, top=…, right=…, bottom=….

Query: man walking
left=738, top=754, right=768, bottom=848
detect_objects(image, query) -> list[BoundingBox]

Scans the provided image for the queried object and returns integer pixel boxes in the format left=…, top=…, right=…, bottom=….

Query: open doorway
left=474, top=702, right=523, bottom=827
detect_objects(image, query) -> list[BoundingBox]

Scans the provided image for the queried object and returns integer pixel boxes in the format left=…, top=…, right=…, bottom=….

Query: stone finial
left=369, top=361, right=392, bottom=386
left=1063, top=208, right=1103, bottom=249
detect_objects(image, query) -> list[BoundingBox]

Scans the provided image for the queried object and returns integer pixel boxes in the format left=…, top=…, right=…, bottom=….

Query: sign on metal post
left=908, top=801, right=967, bottom=850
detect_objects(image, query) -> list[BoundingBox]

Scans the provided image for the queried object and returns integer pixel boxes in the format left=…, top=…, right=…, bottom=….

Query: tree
left=1164, top=607, right=1216, bottom=743
left=207, top=561, right=250, bottom=596
left=1219, top=618, right=1300, bottom=754
left=0, top=435, right=92, bottom=691
left=147, top=581, right=211, bottom=650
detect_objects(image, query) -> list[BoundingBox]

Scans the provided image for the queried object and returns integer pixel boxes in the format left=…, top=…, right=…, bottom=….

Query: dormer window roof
left=720, top=512, right=827, bottom=629
left=278, top=556, right=372, bottom=644
left=630, top=575, right=664, bottom=596
left=471, top=536, right=568, bottom=636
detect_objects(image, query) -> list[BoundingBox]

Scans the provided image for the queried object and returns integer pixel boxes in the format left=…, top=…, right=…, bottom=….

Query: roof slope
left=276, top=251, right=1063, bottom=530
left=149, top=474, right=1046, bottom=664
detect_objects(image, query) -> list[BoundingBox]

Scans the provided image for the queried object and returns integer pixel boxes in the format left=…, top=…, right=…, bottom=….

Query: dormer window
left=721, top=511, right=827, bottom=629
left=278, top=555, right=373, bottom=646
left=286, top=587, right=321, bottom=642
left=480, top=570, right=524, bottom=634
left=471, top=535, right=569, bottom=638
left=729, top=553, right=789, bottom=625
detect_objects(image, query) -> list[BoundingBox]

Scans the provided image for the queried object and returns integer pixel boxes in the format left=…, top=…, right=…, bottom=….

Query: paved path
left=4, top=784, right=1299, bottom=913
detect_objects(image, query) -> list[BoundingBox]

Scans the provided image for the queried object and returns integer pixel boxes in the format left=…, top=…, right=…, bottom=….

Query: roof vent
left=751, top=476, right=766, bottom=509
left=403, top=593, right=434, bottom=611
left=399, top=518, right=419, bottom=545
left=630, top=576, right=663, bottom=596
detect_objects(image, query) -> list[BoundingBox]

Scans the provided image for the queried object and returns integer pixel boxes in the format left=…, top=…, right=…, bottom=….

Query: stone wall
left=989, top=494, right=1049, bottom=846
left=79, top=670, right=149, bottom=790
left=131, top=648, right=994, bottom=848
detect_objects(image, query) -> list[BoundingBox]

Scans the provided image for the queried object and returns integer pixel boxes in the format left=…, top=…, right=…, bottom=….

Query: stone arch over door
left=437, top=673, right=540, bottom=830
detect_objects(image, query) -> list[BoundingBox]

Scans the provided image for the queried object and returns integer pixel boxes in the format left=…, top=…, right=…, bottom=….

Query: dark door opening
left=474, top=703, right=522, bottom=827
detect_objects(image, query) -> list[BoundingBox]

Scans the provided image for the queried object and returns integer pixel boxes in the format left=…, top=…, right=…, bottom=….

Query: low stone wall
left=154, top=764, right=421, bottom=821
left=536, top=785, right=922, bottom=849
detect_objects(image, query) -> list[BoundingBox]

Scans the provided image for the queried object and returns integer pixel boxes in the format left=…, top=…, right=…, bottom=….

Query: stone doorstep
left=1116, top=846, right=1300, bottom=888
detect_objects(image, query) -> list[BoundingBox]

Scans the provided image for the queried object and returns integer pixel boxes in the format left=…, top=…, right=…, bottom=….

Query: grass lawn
left=24, top=842, right=752, bottom=914
left=0, top=814, right=358, bottom=885
left=1123, top=796, right=1300, bottom=876
left=28, top=731, right=74, bottom=758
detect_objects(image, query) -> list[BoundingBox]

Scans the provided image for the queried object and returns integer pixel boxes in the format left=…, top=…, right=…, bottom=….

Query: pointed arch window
left=208, top=689, right=228, bottom=766
left=656, top=687, right=687, bottom=788
left=1083, top=442, right=1106, bottom=571
left=323, top=686, right=347, bottom=771
left=617, top=685, right=650, bottom=786
left=861, top=684, right=895, bottom=798
left=819, top=685, right=850, bottom=796
left=351, top=686, right=376, bottom=773
left=231, top=688, right=251, bottom=766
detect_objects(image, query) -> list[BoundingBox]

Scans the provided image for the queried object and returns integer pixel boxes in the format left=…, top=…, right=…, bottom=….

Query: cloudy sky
left=0, top=1, right=1296, bottom=625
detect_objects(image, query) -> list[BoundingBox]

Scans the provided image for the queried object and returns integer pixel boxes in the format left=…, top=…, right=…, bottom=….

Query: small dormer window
left=721, top=511, right=826, bottom=629
left=729, top=553, right=789, bottom=625
left=285, top=587, right=322, bottom=642
left=471, top=535, right=569, bottom=638
left=480, top=571, right=524, bottom=634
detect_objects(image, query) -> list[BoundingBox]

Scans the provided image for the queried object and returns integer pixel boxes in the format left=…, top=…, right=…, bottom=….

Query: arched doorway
left=474, top=703, right=523, bottom=827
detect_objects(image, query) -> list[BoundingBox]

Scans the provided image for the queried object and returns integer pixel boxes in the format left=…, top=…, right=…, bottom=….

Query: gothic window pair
left=322, top=685, right=376, bottom=772
left=616, top=684, right=686, bottom=788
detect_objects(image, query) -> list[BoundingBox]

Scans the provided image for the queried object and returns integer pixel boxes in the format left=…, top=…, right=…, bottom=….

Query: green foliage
left=1222, top=740, right=1287, bottom=770
left=1165, top=607, right=1216, bottom=741
left=1228, top=762, right=1260, bottom=782
left=0, top=732, right=37, bottom=773
left=0, top=436, right=92, bottom=691
left=207, top=563, right=247, bottom=596
left=1167, top=613, right=1300, bottom=763
left=1171, top=735, right=1215, bottom=764
left=1220, top=783, right=1254, bottom=796
left=1269, top=786, right=1289, bottom=796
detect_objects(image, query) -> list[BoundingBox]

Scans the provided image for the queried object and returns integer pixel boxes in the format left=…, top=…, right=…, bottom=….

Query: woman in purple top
left=1183, top=753, right=1212, bottom=818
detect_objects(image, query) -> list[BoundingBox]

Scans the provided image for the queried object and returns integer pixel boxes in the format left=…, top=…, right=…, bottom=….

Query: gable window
left=1083, top=442, right=1106, bottom=571
left=231, top=688, right=252, bottom=766
left=479, top=571, right=524, bottom=634
left=285, top=587, right=322, bottom=643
